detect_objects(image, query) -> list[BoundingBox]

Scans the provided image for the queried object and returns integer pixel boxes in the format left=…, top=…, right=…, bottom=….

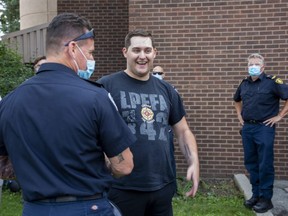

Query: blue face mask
left=77, top=60, right=95, bottom=79
left=248, top=65, right=261, bottom=76
left=75, top=44, right=95, bottom=79
left=152, top=73, right=163, bottom=80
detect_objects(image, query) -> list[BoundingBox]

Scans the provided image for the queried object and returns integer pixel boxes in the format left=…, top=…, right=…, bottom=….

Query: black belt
left=38, top=194, right=103, bottom=203
left=244, top=120, right=263, bottom=124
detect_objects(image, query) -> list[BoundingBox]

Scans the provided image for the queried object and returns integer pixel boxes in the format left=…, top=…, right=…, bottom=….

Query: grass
left=0, top=178, right=255, bottom=216
left=173, top=177, right=255, bottom=216
left=0, top=189, right=22, bottom=216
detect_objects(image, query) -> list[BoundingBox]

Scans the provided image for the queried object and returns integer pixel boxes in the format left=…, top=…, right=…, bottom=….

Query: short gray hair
left=247, top=53, right=264, bottom=65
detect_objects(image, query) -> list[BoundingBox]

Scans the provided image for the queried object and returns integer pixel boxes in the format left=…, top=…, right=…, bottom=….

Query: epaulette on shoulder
left=83, top=79, right=103, bottom=87
left=266, top=74, right=284, bottom=84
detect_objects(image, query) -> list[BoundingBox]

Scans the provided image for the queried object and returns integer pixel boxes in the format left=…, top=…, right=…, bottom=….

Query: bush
left=0, top=41, right=34, bottom=97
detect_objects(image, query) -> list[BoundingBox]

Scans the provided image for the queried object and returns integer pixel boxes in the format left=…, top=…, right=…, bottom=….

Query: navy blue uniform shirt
left=0, top=63, right=136, bottom=201
left=234, top=72, right=288, bottom=121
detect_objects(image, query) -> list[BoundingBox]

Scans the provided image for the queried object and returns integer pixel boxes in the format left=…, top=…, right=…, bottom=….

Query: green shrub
left=0, top=41, right=34, bottom=97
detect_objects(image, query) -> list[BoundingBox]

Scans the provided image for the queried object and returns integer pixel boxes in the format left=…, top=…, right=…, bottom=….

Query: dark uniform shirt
left=234, top=72, right=288, bottom=121
left=0, top=63, right=136, bottom=201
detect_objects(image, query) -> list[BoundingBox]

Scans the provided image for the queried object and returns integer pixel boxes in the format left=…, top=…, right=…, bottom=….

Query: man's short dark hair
left=46, top=13, right=93, bottom=54
left=124, top=29, right=155, bottom=48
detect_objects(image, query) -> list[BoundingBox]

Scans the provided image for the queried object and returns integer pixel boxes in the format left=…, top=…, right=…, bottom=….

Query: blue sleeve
left=233, top=85, right=242, bottom=102
left=275, top=81, right=288, bottom=100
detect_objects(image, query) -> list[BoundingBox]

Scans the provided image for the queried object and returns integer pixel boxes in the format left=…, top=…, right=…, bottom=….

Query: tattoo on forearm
left=117, top=153, right=124, bottom=164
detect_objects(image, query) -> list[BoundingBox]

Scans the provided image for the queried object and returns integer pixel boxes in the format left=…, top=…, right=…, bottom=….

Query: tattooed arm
left=108, top=147, right=134, bottom=178
left=173, top=117, right=200, bottom=197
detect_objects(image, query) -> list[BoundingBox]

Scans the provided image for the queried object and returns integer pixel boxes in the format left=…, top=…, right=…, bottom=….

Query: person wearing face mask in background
left=233, top=53, right=288, bottom=213
left=152, top=65, right=165, bottom=80
left=0, top=13, right=136, bottom=216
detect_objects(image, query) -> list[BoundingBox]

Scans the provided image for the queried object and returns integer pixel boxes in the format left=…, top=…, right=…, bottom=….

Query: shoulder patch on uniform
left=266, top=74, right=283, bottom=84
left=275, top=78, right=283, bottom=84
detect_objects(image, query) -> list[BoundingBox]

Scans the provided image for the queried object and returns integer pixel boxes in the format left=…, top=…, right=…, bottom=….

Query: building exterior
left=2, top=0, right=288, bottom=179
left=20, top=0, right=57, bottom=30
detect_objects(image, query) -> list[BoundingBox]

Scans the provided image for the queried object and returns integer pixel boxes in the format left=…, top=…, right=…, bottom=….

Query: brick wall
left=57, top=0, right=288, bottom=179
left=129, top=0, right=288, bottom=179
left=57, top=0, right=129, bottom=78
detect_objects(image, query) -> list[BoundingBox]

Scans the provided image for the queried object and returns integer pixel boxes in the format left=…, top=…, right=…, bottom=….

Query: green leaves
left=0, top=41, right=33, bottom=96
left=0, top=0, right=20, bottom=34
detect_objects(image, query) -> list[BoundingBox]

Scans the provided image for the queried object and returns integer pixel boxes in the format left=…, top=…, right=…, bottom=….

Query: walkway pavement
left=234, top=174, right=288, bottom=216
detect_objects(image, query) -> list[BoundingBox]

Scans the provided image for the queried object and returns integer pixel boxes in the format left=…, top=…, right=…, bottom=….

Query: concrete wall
left=2, top=23, right=48, bottom=63
left=20, top=0, right=57, bottom=30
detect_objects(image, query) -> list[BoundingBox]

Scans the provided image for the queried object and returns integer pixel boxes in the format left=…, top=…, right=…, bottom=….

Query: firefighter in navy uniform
left=234, top=53, right=288, bottom=213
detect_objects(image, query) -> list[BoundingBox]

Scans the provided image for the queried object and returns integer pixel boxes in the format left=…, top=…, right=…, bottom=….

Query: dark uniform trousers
left=242, top=122, right=275, bottom=200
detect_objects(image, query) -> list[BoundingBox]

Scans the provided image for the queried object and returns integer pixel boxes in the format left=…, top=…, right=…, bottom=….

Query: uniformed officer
left=0, top=13, right=136, bottom=216
left=234, top=53, right=288, bottom=213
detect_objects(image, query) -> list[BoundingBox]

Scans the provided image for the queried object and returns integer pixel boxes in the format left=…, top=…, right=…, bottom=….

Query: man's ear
left=67, top=42, right=77, bottom=58
left=153, top=48, right=157, bottom=59
left=122, top=47, right=127, bottom=58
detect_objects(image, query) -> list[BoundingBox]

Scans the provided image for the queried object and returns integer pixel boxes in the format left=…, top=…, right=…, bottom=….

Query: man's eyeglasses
left=64, top=29, right=94, bottom=46
left=152, top=72, right=164, bottom=75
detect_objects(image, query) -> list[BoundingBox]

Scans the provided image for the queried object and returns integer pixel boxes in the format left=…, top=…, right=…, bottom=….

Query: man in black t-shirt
left=98, top=29, right=200, bottom=216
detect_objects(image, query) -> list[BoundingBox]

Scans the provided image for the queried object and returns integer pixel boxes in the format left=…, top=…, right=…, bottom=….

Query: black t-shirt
left=0, top=63, right=136, bottom=201
left=98, top=71, right=185, bottom=191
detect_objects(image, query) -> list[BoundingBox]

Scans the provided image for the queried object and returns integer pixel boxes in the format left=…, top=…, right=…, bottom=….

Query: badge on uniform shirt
left=275, top=78, right=283, bottom=84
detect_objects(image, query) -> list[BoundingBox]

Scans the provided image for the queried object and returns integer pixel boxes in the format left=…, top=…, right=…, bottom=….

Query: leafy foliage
left=0, top=41, right=34, bottom=97
left=0, top=0, right=20, bottom=34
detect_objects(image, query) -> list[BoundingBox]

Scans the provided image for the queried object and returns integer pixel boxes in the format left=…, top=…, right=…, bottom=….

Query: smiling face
left=123, top=36, right=156, bottom=81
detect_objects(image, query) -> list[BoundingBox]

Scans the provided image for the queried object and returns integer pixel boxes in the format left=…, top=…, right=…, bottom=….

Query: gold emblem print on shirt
left=141, top=105, right=154, bottom=123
